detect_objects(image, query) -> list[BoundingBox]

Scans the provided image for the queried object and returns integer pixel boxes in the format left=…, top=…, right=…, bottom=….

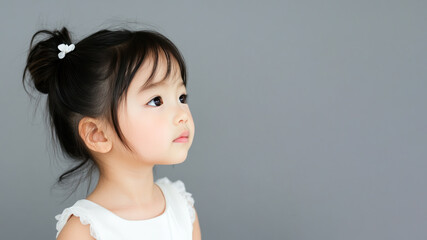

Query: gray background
left=1, top=0, right=426, bottom=239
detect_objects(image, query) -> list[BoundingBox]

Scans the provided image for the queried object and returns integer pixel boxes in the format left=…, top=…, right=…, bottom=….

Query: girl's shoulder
left=56, top=215, right=95, bottom=240
left=55, top=200, right=101, bottom=240
left=155, top=177, right=196, bottom=224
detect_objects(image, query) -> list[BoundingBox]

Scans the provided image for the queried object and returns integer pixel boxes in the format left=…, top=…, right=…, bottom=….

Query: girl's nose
left=174, top=106, right=189, bottom=125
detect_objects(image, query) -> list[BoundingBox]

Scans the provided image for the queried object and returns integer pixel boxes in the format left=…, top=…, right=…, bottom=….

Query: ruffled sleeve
left=157, top=177, right=196, bottom=224
left=171, top=180, right=196, bottom=224
left=55, top=206, right=101, bottom=239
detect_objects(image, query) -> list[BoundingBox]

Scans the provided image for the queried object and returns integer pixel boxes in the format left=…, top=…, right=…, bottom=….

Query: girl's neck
left=87, top=160, right=157, bottom=208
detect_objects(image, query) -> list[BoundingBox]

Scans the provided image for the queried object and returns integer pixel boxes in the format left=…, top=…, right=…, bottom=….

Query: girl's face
left=114, top=56, right=195, bottom=165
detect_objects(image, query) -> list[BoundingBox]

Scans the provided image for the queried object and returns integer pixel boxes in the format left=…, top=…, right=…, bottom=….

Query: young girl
left=23, top=27, right=201, bottom=240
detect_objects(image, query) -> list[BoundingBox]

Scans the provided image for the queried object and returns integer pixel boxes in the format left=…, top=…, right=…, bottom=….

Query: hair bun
left=23, top=27, right=73, bottom=94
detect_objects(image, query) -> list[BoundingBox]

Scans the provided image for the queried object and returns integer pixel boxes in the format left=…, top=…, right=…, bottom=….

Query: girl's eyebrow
left=138, top=81, right=164, bottom=93
left=138, top=79, right=184, bottom=94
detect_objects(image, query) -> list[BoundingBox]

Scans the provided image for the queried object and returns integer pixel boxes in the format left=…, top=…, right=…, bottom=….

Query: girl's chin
left=151, top=156, right=187, bottom=165
left=167, top=157, right=187, bottom=165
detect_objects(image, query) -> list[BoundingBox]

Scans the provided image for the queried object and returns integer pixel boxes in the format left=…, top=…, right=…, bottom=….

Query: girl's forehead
left=131, top=55, right=183, bottom=93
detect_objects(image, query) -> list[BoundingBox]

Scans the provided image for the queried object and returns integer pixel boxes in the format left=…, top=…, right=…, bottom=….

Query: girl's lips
left=173, top=130, right=189, bottom=142
left=173, top=137, right=189, bottom=143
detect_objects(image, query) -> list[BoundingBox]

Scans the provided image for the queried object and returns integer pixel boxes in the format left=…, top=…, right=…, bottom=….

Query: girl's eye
left=179, top=94, right=188, bottom=104
left=147, top=96, right=163, bottom=107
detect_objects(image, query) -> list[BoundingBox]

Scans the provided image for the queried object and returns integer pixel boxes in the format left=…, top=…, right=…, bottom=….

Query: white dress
left=55, top=177, right=196, bottom=240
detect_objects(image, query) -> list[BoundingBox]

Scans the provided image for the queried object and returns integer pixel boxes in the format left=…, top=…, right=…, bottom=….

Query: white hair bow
left=57, top=43, right=75, bottom=59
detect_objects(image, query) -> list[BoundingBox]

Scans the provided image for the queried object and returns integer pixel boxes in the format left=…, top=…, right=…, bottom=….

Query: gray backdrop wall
left=1, top=0, right=426, bottom=239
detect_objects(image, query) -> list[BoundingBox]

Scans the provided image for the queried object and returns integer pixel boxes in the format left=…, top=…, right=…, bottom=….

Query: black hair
left=22, top=27, right=187, bottom=195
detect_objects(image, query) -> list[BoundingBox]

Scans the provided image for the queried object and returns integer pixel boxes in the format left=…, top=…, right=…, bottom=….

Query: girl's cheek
left=132, top=116, right=168, bottom=151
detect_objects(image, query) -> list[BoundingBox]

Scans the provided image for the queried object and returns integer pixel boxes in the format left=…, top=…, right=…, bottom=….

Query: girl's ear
left=78, top=117, right=112, bottom=153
